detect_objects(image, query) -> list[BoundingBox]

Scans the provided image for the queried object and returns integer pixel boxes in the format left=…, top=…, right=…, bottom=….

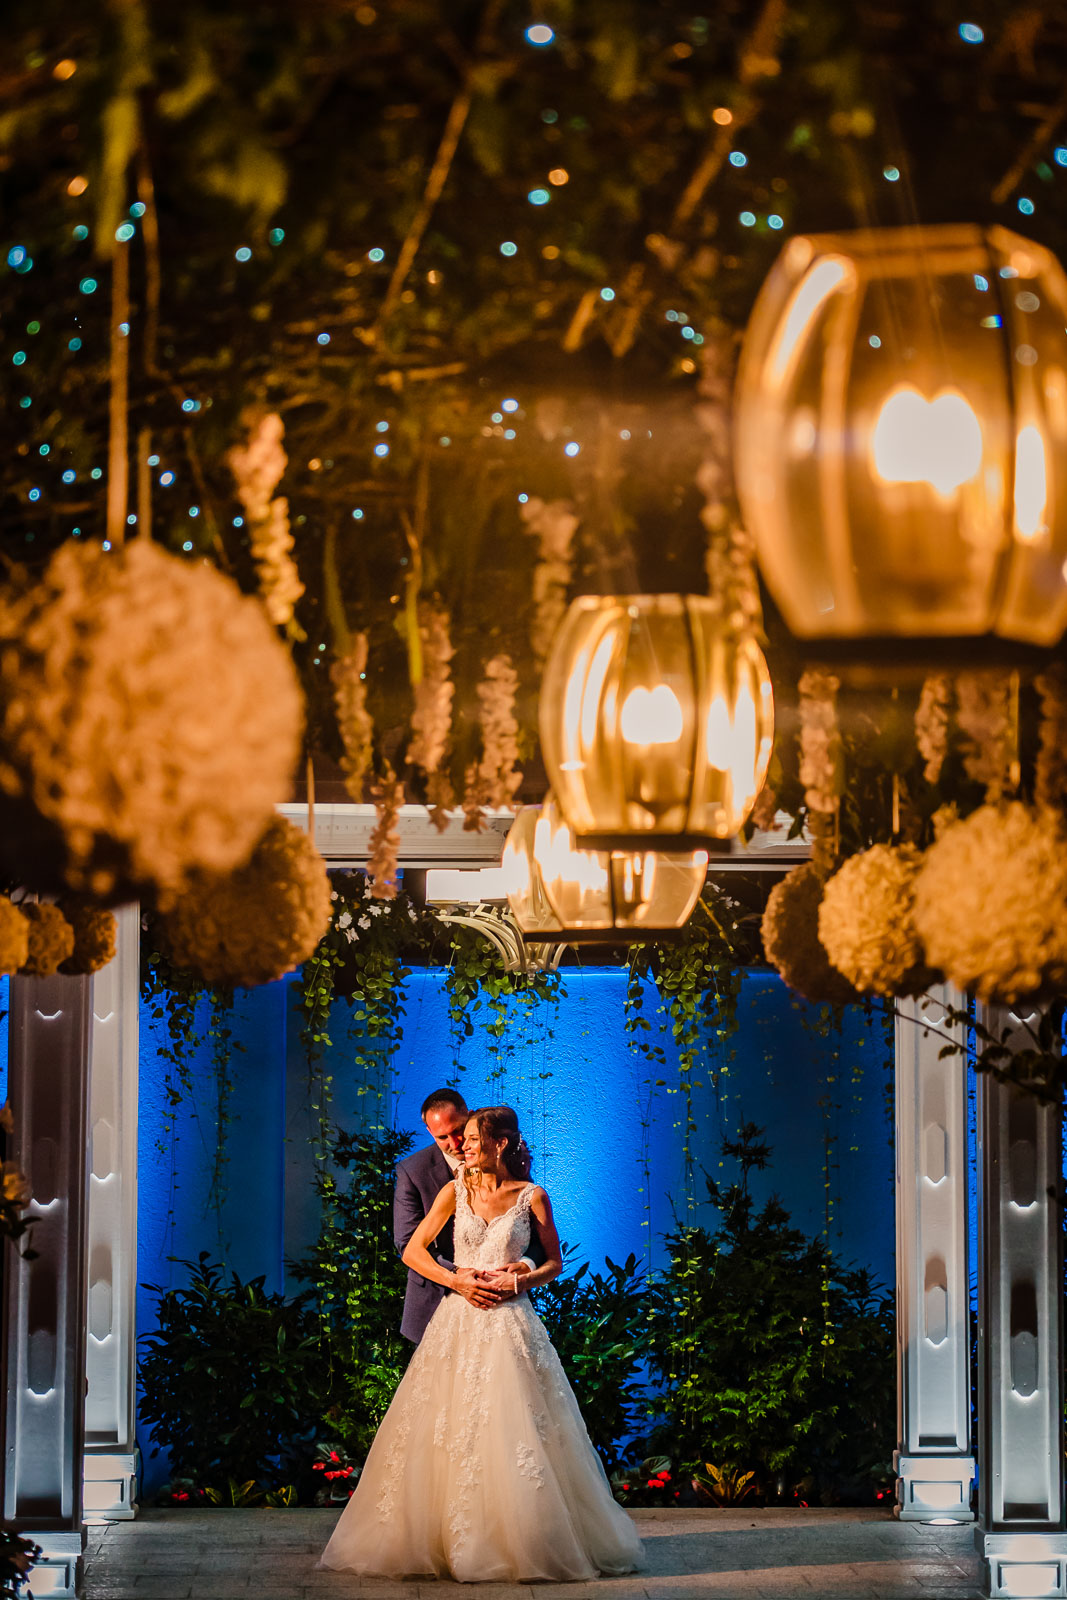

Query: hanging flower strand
left=367, top=764, right=403, bottom=899
left=1035, top=664, right=1067, bottom=814
left=463, top=654, right=522, bottom=831
left=697, top=325, right=763, bottom=637
left=226, top=411, right=304, bottom=628
left=519, top=497, right=579, bottom=664
left=915, top=673, right=952, bottom=786
left=331, top=632, right=374, bottom=802
left=798, top=669, right=842, bottom=873
left=407, top=601, right=455, bottom=830
left=696, top=327, right=774, bottom=829
left=956, top=669, right=1013, bottom=802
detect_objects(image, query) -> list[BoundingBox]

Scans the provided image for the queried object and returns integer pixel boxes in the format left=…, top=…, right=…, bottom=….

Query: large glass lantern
left=734, top=224, right=1067, bottom=648
left=539, top=594, right=773, bottom=850
left=501, top=801, right=708, bottom=941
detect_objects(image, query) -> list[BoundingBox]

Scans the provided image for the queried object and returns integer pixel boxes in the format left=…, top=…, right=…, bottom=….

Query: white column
left=0, top=975, right=93, bottom=1598
left=893, top=986, right=975, bottom=1521
left=82, top=906, right=140, bottom=1522
left=974, top=1007, right=1067, bottom=1599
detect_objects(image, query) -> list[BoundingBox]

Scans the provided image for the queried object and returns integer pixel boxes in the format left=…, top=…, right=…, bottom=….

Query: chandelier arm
left=433, top=908, right=526, bottom=974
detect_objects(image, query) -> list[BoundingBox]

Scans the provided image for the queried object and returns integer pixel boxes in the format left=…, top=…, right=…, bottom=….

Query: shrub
left=643, top=1124, right=895, bottom=1501
left=138, top=1255, right=322, bottom=1488
left=537, top=1249, right=648, bottom=1473
left=291, top=1126, right=414, bottom=1458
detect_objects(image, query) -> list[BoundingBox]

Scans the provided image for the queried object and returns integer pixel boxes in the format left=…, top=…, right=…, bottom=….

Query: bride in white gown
left=319, top=1104, right=643, bottom=1583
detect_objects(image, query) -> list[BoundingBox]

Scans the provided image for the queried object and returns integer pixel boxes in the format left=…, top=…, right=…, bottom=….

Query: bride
left=319, top=1104, right=643, bottom=1583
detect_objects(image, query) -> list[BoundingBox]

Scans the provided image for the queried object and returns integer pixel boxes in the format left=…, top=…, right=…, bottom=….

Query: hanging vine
left=140, top=939, right=210, bottom=1157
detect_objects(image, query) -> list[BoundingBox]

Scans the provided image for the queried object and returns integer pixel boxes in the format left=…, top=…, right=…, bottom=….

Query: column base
left=977, top=1530, right=1067, bottom=1598
left=19, top=1529, right=83, bottom=1598
left=894, top=1451, right=975, bottom=1522
left=82, top=1449, right=139, bottom=1522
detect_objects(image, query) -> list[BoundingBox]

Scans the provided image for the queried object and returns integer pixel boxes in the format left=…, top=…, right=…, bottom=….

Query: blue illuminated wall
left=136, top=965, right=895, bottom=1490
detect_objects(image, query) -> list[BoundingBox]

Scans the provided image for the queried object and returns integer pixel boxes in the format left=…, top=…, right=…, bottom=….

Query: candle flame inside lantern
left=871, top=385, right=984, bottom=497
left=619, top=684, right=684, bottom=745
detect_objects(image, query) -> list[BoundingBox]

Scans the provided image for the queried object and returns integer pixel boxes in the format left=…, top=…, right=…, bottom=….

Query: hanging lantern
left=501, top=801, right=708, bottom=942
left=539, top=594, right=773, bottom=850
left=734, top=224, right=1067, bottom=650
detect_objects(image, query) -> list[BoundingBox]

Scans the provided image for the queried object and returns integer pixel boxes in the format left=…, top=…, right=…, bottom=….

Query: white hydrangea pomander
left=761, top=861, right=859, bottom=1006
left=819, top=844, right=937, bottom=999
left=20, top=902, right=75, bottom=978
left=0, top=897, right=29, bottom=976
left=157, top=815, right=332, bottom=988
left=0, top=539, right=304, bottom=904
left=913, top=802, right=1067, bottom=1004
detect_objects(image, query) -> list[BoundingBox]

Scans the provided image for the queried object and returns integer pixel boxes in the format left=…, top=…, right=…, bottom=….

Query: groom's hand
left=452, top=1267, right=506, bottom=1310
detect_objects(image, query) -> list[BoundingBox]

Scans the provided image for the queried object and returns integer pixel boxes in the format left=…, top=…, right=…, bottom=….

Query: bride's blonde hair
left=463, top=1105, right=531, bottom=1188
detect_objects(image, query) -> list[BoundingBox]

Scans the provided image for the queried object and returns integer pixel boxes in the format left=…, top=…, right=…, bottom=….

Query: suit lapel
left=427, top=1144, right=452, bottom=1193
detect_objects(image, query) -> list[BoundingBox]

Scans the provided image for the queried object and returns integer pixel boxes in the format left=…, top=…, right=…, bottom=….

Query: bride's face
left=462, top=1120, right=498, bottom=1171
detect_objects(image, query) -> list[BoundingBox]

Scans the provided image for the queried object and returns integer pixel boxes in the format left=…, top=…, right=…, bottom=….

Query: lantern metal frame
left=734, top=223, right=1067, bottom=660
left=539, top=594, right=774, bottom=853
left=502, top=802, right=709, bottom=945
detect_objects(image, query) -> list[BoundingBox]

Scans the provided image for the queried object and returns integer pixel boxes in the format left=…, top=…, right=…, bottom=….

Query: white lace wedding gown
left=319, top=1175, right=643, bottom=1582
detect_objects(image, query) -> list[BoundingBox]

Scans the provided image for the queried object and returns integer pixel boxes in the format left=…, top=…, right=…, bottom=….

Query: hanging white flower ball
left=762, top=861, right=859, bottom=1006
left=819, top=844, right=938, bottom=999
left=0, top=539, right=303, bottom=904
left=913, top=803, right=1067, bottom=1004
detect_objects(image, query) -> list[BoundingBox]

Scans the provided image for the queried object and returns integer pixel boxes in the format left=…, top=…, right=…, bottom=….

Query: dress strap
left=515, top=1181, right=537, bottom=1215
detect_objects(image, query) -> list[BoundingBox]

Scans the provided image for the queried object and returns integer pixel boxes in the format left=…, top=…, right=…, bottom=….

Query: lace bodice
left=453, top=1174, right=535, bottom=1269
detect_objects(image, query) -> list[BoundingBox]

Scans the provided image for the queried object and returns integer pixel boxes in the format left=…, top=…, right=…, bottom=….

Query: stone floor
left=81, top=1507, right=983, bottom=1599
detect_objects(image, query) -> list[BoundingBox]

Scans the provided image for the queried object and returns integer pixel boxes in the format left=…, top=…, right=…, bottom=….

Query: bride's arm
left=401, top=1182, right=461, bottom=1290
left=515, top=1188, right=563, bottom=1289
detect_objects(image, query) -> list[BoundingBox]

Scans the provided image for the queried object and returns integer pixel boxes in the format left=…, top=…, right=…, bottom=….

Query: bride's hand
left=452, top=1267, right=506, bottom=1309
left=477, top=1264, right=530, bottom=1296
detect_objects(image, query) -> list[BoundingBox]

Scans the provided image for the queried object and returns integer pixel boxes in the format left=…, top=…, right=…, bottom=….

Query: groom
left=393, top=1088, right=539, bottom=1342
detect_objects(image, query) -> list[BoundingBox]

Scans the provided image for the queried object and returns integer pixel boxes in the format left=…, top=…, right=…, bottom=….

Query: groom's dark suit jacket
left=393, top=1143, right=455, bottom=1344
left=393, top=1143, right=548, bottom=1344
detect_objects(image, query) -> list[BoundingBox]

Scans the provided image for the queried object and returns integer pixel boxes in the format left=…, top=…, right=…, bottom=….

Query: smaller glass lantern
left=539, top=594, right=774, bottom=850
left=501, top=800, right=708, bottom=942
left=734, top=223, right=1067, bottom=648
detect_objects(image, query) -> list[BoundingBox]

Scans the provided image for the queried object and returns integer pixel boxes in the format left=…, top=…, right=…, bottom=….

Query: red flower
left=646, top=1480, right=657, bottom=1489
left=656, top=1471, right=671, bottom=1481
left=312, top=1463, right=325, bottom=1472
left=329, top=1451, right=340, bottom=1463
left=621, top=1484, right=630, bottom=1491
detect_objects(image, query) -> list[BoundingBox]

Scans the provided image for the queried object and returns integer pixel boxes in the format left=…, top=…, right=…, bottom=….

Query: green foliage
left=942, top=995, right=1067, bottom=1105
left=536, top=1249, right=648, bottom=1472
left=7, top=0, right=1062, bottom=793
left=0, top=1527, right=39, bottom=1598
left=643, top=1124, right=895, bottom=1500
left=443, top=919, right=563, bottom=1089
left=626, top=879, right=764, bottom=1216
left=139, top=943, right=211, bottom=1154
left=609, top=1454, right=676, bottom=1507
left=291, top=1126, right=414, bottom=1460
left=138, top=1255, right=322, bottom=1488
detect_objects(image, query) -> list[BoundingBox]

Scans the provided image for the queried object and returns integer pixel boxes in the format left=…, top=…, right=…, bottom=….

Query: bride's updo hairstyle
left=465, top=1105, right=532, bottom=1182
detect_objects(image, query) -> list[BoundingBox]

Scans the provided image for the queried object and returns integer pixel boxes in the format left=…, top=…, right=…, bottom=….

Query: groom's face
left=424, top=1103, right=467, bottom=1156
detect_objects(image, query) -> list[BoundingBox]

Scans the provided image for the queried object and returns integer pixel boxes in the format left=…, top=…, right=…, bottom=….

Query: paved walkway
left=83, top=1507, right=982, bottom=1599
